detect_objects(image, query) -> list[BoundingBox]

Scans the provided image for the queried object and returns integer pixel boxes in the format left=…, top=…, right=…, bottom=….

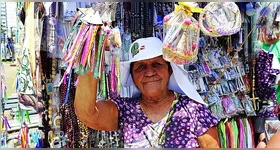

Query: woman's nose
left=144, top=66, right=156, bottom=76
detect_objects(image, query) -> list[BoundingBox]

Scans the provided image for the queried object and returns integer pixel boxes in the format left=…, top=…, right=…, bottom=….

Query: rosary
left=249, top=58, right=259, bottom=110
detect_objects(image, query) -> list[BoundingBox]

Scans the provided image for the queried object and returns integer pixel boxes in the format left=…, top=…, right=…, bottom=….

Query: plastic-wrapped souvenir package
left=241, top=95, right=256, bottom=116
left=163, top=2, right=201, bottom=65
left=210, top=101, right=226, bottom=120
left=199, top=2, right=241, bottom=37
left=229, top=93, right=244, bottom=114
left=207, top=92, right=220, bottom=106
left=222, top=95, right=237, bottom=117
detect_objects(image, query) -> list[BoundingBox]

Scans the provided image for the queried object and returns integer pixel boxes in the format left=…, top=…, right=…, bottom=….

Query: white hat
left=120, top=37, right=207, bottom=105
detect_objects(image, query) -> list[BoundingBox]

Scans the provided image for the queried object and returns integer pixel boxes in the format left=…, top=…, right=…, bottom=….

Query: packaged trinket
left=163, top=2, right=201, bottom=65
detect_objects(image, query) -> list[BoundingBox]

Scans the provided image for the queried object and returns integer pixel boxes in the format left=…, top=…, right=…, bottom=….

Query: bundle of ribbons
left=0, top=115, right=11, bottom=148
left=60, top=9, right=122, bottom=102
left=0, top=63, right=8, bottom=103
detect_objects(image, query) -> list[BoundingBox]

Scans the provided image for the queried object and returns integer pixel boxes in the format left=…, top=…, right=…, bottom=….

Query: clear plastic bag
left=229, top=93, right=244, bottom=114
left=210, top=100, right=226, bottom=120
left=241, top=95, right=257, bottom=117
left=163, top=9, right=200, bottom=65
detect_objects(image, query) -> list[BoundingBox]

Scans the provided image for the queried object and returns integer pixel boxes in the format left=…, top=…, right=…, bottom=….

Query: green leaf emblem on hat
left=131, top=42, right=139, bottom=58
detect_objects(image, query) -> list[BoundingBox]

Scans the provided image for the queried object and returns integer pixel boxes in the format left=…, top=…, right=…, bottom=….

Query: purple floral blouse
left=112, top=95, right=219, bottom=148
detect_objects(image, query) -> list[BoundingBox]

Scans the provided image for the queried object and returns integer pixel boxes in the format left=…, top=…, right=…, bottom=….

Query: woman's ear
left=168, top=62, right=173, bottom=75
left=168, top=67, right=173, bottom=76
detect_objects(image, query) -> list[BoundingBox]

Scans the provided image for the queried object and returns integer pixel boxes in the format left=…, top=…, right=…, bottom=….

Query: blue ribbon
left=268, top=44, right=274, bottom=54
left=16, top=73, right=20, bottom=92
left=64, top=69, right=73, bottom=105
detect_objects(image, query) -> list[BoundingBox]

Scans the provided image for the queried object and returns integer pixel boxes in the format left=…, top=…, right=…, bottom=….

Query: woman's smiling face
left=131, top=56, right=172, bottom=98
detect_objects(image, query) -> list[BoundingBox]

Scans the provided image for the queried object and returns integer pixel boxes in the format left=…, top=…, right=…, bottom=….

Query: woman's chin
left=142, top=88, right=162, bottom=97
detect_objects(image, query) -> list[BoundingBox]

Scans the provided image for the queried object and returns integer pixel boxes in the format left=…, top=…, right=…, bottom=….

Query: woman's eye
left=153, top=62, right=161, bottom=67
left=135, top=64, right=145, bottom=70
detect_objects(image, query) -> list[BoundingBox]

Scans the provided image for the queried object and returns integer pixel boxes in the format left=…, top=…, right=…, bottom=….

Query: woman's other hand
left=272, top=104, right=280, bottom=114
left=197, top=127, right=220, bottom=148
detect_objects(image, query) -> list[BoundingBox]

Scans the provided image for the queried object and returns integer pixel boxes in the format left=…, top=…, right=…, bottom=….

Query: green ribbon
left=4, top=92, right=8, bottom=102
left=16, top=106, right=31, bottom=123
left=24, top=110, right=30, bottom=123
left=276, top=84, right=280, bottom=103
left=94, top=30, right=105, bottom=78
left=17, top=106, right=20, bottom=122
left=102, top=71, right=106, bottom=99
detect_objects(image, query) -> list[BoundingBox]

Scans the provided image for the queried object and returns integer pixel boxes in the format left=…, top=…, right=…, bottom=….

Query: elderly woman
left=75, top=37, right=219, bottom=148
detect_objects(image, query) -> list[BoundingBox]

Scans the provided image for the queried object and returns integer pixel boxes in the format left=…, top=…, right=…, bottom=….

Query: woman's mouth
left=143, top=79, right=161, bottom=84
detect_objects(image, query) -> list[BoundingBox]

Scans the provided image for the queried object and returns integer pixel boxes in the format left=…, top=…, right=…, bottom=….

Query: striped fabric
left=265, top=120, right=280, bottom=141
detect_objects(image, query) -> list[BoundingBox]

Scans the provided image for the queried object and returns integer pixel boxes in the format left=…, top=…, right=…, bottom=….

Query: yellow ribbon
left=174, top=2, right=202, bottom=16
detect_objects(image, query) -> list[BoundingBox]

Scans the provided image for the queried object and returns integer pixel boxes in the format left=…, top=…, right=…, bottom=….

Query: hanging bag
left=163, top=2, right=201, bottom=65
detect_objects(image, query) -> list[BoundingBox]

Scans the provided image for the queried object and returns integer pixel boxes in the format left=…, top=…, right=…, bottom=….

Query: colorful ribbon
left=116, top=57, right=121, bottom=96
left=62, top=19, right=81, bottom=53
left=63, top=69, right=73, bottom=105
left=94, top=30, right=105, bottom=78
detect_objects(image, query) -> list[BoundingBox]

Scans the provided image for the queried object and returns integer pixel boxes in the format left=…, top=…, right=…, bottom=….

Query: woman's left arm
left=197, top=126, right=220, bottom=148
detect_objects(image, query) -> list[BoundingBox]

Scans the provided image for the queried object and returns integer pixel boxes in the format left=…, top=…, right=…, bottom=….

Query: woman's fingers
left=272, top=104, right=280, bottom=114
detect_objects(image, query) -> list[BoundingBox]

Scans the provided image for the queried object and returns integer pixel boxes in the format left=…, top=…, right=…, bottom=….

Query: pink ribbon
left=80, top=25, right=94, bottom=67
left=239, top=119, right=244, bottom=148
left=74, top=75, right=80, bottom=87
left=3, top=115, right=11, bottom=131
left=111, top=56, right=116, bottom=94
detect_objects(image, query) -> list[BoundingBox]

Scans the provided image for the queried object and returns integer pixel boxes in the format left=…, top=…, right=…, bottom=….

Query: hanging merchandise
left=29, top=129, right=43, bottom=148
left=61, top=9, right=102, bottom=83
left=63, top=2, right=79, bottom=21
left=0, top=64, right=8, bottom=105
left=1, top=115, right=11, bottom=148
left=163, top=2, right=201, bottom=65
left=276, top=5, right=280, bottom=22
left=186, top=40, right=256, bottom=120
left=34, top=2, right=45, bottom=112
left=199, top=2, right=242, bottom=37
left=18, top=124, right=29, bottom=148
left=130, top=2, right=156, bottom=42
left=246, top=2, right=256, bottom=16
left=218, top=118, right=254, bottom=148
left=153, top=3, right=175, bottom=41
left=18, top=2, right=45, bottom=112
left=59, top=72, right=79, bottom=148
left=257, top=4, right=280, bottom=45
left=109, top=27, right=122, bottom=98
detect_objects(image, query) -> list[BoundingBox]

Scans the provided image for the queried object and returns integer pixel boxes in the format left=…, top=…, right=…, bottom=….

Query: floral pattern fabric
left=256, top=50, right=280, bottom=118
left=112, top=95, right=218, bottom=148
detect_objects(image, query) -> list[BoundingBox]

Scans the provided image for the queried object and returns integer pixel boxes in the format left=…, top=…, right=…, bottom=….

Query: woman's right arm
left=74, top=71, right=119, bottom=131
